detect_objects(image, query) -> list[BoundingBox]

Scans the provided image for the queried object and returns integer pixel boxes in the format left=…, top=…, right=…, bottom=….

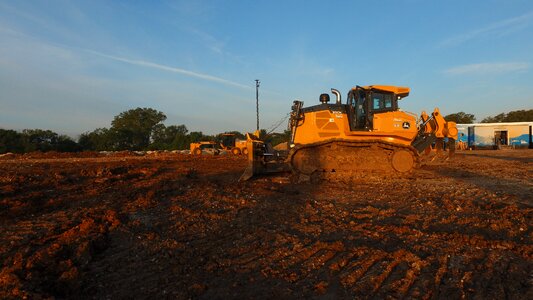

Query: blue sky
left=1, top=0, right=532, bottom=137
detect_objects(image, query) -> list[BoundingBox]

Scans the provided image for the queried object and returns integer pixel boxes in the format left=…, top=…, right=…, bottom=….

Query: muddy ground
left=0, top=150, right=531, bottom=299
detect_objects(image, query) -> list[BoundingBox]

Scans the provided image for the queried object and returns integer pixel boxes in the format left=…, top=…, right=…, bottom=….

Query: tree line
left=0, top=107, right=290, bottom=154
left=444, top=109, right=533, bottom=124
left=1, top=107, right=531, bottom=154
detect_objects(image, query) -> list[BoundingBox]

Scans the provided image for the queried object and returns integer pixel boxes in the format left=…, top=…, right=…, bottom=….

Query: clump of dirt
left=0, top=150, right=531, bottom=298
left=1, top=211, right=120, bottom=298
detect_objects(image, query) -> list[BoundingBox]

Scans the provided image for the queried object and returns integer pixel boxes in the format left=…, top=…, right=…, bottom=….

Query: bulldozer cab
left=347, top=86, right=408, bottom=131
left=347, top=88, right=368, bottom=130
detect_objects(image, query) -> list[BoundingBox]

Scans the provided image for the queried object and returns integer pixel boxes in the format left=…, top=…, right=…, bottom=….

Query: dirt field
left=0, top=150, right=532, bottom=299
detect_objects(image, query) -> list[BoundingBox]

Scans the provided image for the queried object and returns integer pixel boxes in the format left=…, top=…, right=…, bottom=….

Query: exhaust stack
left=331, top=88, right=341, bottom=104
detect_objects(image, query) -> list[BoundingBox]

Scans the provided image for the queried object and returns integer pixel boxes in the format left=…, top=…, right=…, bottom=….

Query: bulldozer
left=240, top=85, right=458, bottom=181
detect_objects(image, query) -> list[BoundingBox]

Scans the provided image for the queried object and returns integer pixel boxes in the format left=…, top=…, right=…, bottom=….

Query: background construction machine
left=190, top=134, right=248, bottom=156
left=241, top=85, right=458, bottom=181
left=190, top=141, right=220, bottom=155
left=218, top=133, right=248, bottom=155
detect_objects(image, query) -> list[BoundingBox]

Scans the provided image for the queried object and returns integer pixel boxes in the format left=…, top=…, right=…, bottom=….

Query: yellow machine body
left=292, top=85, right=421, bottom=146
left=219, top=133, right=248, bottom=155
left=293, top=108, right=419, bottom=145
left=190, top=141, right=218, bottom=155
left=240, top=84, right=458, bottom=181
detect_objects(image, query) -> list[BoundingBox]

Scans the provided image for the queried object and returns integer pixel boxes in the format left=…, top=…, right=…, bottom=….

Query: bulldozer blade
left=240, top=161, right=290, bottom=181
left=239, top=139, right=265, bottom=181
left=239, top=138, right=290, bottom=181
left=240, top=165, right=255, bottom=181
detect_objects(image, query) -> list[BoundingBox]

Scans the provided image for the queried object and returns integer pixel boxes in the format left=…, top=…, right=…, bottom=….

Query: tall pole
left=255, top=79, right=260, bottom=131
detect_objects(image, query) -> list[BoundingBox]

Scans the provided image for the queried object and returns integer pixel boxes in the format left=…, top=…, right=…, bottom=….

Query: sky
left=1, top=0, right=532, bottom=138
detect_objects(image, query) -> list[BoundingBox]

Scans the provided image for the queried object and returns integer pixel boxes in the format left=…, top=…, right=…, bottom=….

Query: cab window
left=372, top=92, right=394, bottom=111
left=373, top=98, right=381, bottom=109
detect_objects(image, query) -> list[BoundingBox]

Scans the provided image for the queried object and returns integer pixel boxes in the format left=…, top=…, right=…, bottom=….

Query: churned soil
left=0, top=150, right=531, bottom=299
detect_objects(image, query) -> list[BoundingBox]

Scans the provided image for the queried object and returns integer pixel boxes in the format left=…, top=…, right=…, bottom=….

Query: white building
left=457, top=122, right=533, bottom=149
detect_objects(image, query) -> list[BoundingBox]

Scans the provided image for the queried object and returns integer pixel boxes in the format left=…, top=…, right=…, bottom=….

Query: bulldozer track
left=289, top=139, right=421, bottom=182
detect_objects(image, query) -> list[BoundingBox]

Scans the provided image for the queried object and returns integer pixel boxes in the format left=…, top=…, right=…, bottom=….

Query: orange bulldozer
left=240, top=85, right=458, bottom=181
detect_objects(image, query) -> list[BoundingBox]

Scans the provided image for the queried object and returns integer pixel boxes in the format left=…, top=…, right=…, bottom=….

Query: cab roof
left=353, top=85, right=410, bottom=98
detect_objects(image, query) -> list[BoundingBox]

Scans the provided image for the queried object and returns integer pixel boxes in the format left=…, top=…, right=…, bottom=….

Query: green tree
left=0, top=129, right=24, bottom=153
left=18, top=129, right=79, bottom=152
left=481, top=113, right=505, bottom=123
left=187, top=131, right=206, bottom=143
left=505, top=109, right=533, bottom=122
left=167, top=125, right=190, bottom=149
left=150, top=124, right=189, bottom=150
left=55, top=135, right=80, bottom=152
left=481, top=109, right=533, bottom=123
left=78, top=128, right=114, bottom=151
left=110, top=108, right=166, bottom=150
left=444, top=112, right=476, bottom=124
left=21, top=129, right=59, bottom=152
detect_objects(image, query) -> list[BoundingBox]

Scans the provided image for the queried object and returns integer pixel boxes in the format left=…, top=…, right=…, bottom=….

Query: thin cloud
left=0, top=25, right=22, bottom=36
left=85, top=50, right=251, bottom=89
left=443, top=62, right=530, bottom=75
left=0, top=26, right=252, bottom=90
left=440, top=11, right=533, bottom=46
left=184, top=27, right=249, bottom=66
left=187, top=27, right=225, bottom=54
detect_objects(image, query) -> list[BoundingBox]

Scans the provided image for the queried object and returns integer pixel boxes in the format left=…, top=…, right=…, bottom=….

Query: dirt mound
left=0, top=150, right=531, bottom=298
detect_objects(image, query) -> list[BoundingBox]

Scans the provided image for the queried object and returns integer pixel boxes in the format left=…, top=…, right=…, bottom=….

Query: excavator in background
left=241, top=85, right=458, bottom=181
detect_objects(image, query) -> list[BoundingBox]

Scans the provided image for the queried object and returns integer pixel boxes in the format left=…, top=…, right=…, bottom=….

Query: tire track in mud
left=214, top=227, right=530, bottom=298
left=163, top=166, right=528, bottom=298
left=1, top=151, right=531, bottom=298
left=202, top=174, right=532, bottom=298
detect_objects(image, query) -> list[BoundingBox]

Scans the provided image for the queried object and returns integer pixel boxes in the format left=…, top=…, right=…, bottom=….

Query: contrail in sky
left=440, top=11, right=533, bottom=46
left=443, top=62, right=529, bottom=75
left=85, top=49, right=251, bottom=89
left=0, top=23, right=250, bottom=89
